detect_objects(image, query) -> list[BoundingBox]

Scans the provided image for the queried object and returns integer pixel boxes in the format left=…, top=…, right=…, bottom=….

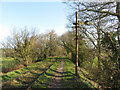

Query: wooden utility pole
left=74, top=11, right=91, bottom=77
left=75, top=11, right=79, bottom=77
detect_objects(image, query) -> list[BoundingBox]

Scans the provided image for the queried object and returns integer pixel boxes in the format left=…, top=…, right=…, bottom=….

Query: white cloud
left=0, top=27, right=11, bottom=41
left=55, top=27, right=68, bottom=36
left=0, top=27, right=12, bottom=48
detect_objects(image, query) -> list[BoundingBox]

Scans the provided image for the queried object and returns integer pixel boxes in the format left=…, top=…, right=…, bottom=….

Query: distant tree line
left=1, top=28, right=64, bottom=67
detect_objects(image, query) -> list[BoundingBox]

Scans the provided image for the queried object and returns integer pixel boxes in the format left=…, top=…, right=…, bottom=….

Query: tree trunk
left=97, top=20, right=101, bottom=88
left=116, top=2, right=120, bottom=46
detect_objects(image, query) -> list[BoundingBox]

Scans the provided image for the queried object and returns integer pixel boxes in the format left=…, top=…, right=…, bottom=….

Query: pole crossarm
left=73, top=21, right=92, bottom=26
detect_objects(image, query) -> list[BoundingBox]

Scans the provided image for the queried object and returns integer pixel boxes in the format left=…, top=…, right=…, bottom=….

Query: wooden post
left=75, top=11, right=79, bottom=77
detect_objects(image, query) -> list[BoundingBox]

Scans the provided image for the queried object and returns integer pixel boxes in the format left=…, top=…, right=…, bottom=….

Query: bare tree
left=64, top=1, right=120, bottom=88
left=2, top=28, right=38, bottom=67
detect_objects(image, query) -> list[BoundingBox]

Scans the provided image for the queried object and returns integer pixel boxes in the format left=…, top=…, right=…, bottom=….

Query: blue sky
left=0, top=1, right=68, bottom=47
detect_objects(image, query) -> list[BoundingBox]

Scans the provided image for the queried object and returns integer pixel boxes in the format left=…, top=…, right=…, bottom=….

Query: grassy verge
left=62, top=59, right=95, bottom=88
left=1, top=58, right=55, bottom=85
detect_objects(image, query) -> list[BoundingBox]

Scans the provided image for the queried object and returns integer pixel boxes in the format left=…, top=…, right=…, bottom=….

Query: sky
left=0, top=1, right=68, bottom=47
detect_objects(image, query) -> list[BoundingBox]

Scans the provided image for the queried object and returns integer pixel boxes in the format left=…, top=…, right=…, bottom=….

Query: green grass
left=2, top=58, right=55, bottom=84
left=2, top=57, right=96, bottom=88
left=32, top=59, right=62, bottom=88
left=62, top=59, right=94, bottom=88
left=0, top=57, right=19, bottom=73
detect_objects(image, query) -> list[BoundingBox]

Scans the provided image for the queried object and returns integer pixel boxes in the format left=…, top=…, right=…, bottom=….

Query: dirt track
left=49, top=58, right=64, bottom=88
